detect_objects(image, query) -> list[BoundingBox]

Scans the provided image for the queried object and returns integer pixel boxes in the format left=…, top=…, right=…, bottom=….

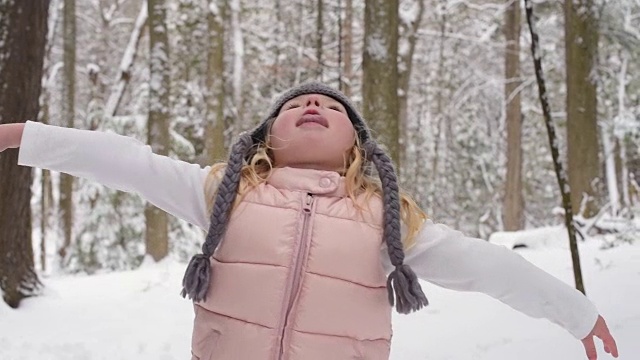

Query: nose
left=305, top=95, right=321, bottom=108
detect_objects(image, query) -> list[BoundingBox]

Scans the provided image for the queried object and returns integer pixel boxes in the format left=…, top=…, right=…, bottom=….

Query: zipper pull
left=303, top=194, right=314, bottom=213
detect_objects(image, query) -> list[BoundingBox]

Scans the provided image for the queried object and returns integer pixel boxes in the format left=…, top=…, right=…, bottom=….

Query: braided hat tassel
left=364, top=141, right=429, bottom=314
left=181, top=133, right=254, bottom=302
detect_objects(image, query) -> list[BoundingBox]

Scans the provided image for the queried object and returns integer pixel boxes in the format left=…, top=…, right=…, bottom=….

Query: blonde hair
left=205, top=134, right=427, bottom=250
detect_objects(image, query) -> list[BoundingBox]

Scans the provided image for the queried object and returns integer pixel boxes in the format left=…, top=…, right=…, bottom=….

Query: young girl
left=0, top=82, right=619, bottom=359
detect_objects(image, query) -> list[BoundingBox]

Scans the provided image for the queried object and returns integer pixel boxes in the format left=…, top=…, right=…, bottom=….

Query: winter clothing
left=192, top=167, right=392, bottom=359
left=182, top=82, right=428, bottom=314
left=17, top=120, right=600, bottom=360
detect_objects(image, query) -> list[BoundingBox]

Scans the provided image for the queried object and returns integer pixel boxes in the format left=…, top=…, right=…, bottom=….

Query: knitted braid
left=363, top=140, right=429, bottom=314
left=181, top=132, right=254, bottom=301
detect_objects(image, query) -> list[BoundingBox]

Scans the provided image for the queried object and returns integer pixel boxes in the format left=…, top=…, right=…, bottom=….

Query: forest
left=0, top=0, right=639, bottom=308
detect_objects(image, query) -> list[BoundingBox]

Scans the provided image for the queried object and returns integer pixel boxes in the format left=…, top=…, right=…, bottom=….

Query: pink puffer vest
left=191, top=167, right=392, bottom=360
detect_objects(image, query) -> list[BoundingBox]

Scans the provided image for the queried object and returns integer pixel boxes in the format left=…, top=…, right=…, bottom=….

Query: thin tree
left=340, top=0, right=353, bottom=97
left=503, top=0, right=524, bottom=230
left=105, top=1, right=148, bottom=117
left=362, top=0, right=400, bottom=166
left=0, top=0, right=49, bottom=307
left=524, top=0, right=585, bottom=294
left=58, top=0, right=76, bottom=265
left=565, top=0, right=601, bottom=217
left=315, top=0, right=324, bottom=80
left=205, top=0, right=227, bottom=163
left=398, top=0, right=425, bottom=174
left=229, top=0, right=243, bottom=129
left=146, top=0, right=170, bottom=261
left=39, top=0, right=62, bottom=272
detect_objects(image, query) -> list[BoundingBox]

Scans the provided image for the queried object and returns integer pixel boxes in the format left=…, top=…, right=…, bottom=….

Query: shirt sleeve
left=381, top=219, right=599, bottom=339
left=18, top=121, right=212, bottom=231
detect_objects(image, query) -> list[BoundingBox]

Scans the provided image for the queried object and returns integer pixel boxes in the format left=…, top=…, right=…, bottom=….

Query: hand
left=0, top=123, right=25, bottom=152
left=581, top=315, right=618, bottom=359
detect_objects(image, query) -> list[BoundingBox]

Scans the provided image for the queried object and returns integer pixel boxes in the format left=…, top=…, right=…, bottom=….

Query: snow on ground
left=1, top=227, right=638, bottom=360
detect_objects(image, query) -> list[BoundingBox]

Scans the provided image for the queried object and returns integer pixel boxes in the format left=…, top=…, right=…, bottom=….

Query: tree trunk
left=0, top=0, right=49, bottom=308
left=616, top=55, right=630, bottom=209
left=205, top=0, right=227, bottom=164
left=398, top=0, right=424, bottom=179
left=363, top=0, right=400, bottom=166
left=502, top=0, right=524, bottom=230
left=230, top=0, right=244, bottom=130
left=602, top=123, right=619, bottom=215
left=58, top=0, right=76, bottom=265
left=105, top=1, right=148, bottom=117
left=525, top=0, right=585, bottom=294
left=146, top=0, right=170, bottom=262
left=315, top=0, right=324, bottom=80
left=430, top=4, right=448, bottom=184
left=274, top=0, right=283, bottom=89
left=564, top=0, right=600, bottom=217
left=341, top=0, right=353, bottom=97
left=39, top=0, right=61, bottom=272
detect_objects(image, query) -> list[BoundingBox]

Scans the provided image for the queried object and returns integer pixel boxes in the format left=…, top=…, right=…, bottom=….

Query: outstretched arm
left=383, top=220, right=618, bottom=358
left=1, top=121, right=212, bottom=230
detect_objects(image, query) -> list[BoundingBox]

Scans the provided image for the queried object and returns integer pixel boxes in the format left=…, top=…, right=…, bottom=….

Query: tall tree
left=146, top=0, right=170, bottom=261
left=39, top=0, right=61, bottom=272
left=105, top=1, right=148, bottom=118
left=230, top=0, right=244, bottom=129
left=525, top=0, right=585, bottom=294
left=565, top=0, right=600, bottom=216
left=341, top=0, right=353, bottom=97
left=205, top=0, right=226, bottom=163
left=503, top=0, right=524, bottom=230
left=0, top=0, right=49, bottom=307
left=58, top=0, right=76, bottom=264
left=362, top=0, right=400, bottom=166
left=398, top=0, right=424, bottom=175
left=315, top=0, right=324, bottom=80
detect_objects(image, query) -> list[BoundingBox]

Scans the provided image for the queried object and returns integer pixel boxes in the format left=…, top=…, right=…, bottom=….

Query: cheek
left=333, top=121, right=356, bottom=150
left=269, top=117, right=294, bottom=146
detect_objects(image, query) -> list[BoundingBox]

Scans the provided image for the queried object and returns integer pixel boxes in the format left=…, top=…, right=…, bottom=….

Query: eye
left=328, top=105, right=343, bottom=112
left=284, top=103, right=300, bottom=111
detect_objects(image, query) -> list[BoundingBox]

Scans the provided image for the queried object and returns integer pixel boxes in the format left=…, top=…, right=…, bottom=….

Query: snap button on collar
left=319, top=177, right=332, bottom=188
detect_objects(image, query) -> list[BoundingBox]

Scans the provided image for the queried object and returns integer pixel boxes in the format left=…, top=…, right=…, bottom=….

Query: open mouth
left=296, top=109, right=329, bottom=127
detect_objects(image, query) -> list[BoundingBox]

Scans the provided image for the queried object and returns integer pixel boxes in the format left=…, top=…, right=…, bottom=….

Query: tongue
left=301, top=114, right=324, bottom=125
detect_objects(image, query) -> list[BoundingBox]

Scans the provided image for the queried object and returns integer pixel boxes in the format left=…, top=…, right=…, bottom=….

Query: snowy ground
left=1, top=227, right=638, bottom=360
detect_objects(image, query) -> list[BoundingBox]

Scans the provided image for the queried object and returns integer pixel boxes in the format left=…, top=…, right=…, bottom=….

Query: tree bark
left=315, top=0, right=324, bottom=80
left=39, top=0, right=61, bottom=272
left=430, top=3, right=448, bottom=184
left=502, top=0, right=524, bottom=230
left=564, top=0, right=600, bottom=217
left=0, top=0, right=49, bottom=307
left=205, top=0, right=226, bottom=164
left=398, top=0, right=424, bottom=177
left=105, top=1, right=148, bottom=117
left=230, top=0, right=244, bottom=129
left=58, top=0, right=76, bottom=265
left=363, top=0, right=400, bottom=166
left=341, top=0, right=353, bottom=97
left=146, top=0, right=170, bottom=261
left=525, top=0, right=585, bottom=294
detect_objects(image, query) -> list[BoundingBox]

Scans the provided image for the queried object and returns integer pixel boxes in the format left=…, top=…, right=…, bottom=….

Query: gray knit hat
left=181, top=82, right=429, bottom=314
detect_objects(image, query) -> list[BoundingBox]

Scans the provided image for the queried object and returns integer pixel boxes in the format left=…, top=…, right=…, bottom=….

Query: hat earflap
left=363, top=140, right=429, bottom=314
left=181, top=132, right=254, bottom=302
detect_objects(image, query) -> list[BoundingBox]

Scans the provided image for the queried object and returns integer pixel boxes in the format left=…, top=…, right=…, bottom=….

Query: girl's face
left=269, top=93, right=356, bottom=172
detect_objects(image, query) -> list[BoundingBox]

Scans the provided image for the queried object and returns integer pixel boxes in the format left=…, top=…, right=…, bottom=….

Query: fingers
left=596, top=327, right=619, bottom=358
left=582, top=336, right=597, bottom=360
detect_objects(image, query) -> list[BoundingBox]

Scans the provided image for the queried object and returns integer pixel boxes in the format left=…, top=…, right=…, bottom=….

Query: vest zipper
left=277, top=193, right=315, bottom=360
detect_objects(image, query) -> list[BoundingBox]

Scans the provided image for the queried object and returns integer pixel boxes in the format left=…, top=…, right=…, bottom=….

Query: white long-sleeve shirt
left=17, top=121, right=599, bottom=339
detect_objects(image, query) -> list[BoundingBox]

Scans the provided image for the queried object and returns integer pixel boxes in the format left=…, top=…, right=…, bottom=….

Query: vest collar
left=267, top=167, right=347, bottom=197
